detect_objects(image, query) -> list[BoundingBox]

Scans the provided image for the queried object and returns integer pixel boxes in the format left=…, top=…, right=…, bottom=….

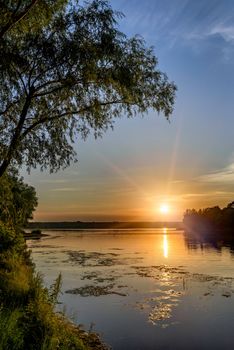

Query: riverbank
left=0, top=223, right=108, bottom=350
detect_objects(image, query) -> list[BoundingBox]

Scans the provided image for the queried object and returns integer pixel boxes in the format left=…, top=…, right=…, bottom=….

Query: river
left=27, top=228, right=234, bottom=350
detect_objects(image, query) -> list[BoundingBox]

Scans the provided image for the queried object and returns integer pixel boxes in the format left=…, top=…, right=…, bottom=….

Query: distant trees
left=183, top=202, right=234, bottom=230
left=0, top=170, right=38, bottom=228
left=0, top=0, right=176, bottom=178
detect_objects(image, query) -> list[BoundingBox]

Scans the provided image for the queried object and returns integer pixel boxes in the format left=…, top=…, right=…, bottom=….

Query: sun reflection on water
left=163, top=228, right=168, bottom=258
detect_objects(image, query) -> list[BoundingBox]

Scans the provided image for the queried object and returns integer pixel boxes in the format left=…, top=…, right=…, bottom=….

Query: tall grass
left=0, top=308, right=24, bottom=350
left=0, top=222, right=107, bottom=350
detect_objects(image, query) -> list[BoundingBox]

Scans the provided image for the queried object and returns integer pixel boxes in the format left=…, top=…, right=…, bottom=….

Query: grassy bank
left=0, top=222, right=108, bottom=350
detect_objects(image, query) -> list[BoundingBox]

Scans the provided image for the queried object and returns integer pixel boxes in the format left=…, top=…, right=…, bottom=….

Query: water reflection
left=28, top=229, right=234, bottom=350
left=184, top=230, right=234, bottom=255
left=163, top=228, right=168, bottom=258
left=134, top=263, right=234, bottom=327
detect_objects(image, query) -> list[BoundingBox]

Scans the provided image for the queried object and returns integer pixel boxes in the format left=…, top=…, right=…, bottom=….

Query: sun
left=159, top=204, right=170, bottom=215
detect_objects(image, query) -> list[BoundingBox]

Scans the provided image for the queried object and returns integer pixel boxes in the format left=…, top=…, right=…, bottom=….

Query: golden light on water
left=163, top=228, right=168, bottom=258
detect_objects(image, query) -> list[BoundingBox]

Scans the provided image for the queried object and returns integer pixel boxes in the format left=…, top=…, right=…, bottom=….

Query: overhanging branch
left=21, top=99, right=131, bottom=139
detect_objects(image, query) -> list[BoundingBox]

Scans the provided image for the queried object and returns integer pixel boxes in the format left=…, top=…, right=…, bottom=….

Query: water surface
left=27, top=228, right=234, bottom=350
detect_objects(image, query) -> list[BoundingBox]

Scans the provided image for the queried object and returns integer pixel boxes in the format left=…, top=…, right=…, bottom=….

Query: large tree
left=0, top=0, right=176, bottom=177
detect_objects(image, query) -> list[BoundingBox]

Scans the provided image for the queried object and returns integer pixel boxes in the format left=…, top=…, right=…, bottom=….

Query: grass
left=0, top=222, right=108, bottom=350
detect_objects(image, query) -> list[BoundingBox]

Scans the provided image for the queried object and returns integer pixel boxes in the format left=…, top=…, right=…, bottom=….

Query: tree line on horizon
left=183, top=202, right=234, bottom=231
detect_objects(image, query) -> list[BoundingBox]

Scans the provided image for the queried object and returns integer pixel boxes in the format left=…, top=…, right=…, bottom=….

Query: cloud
left=112, top=0, right=234, bottom=61
left=209, top=24, right=234, bottom=43
left=39, top=179, right=68, bottom=184
left=50, top=187, right=78, bottom=192
left=198, top=162, right=234, bottom=183
left=182, top=22, right=234, bottom=58
left=182, top=191, right=234, bottom=199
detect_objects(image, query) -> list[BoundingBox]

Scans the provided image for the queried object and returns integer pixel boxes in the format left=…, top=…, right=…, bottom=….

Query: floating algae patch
left=29, top=244, right=63, bottom=249
left=109, top=248, right=124, bottom=251
left=65, top=250, right=143, bottom=267
left=81, top=271, right=101, bottom=280
left=95, top=277, right=117, bottom=283
left=65, top=250, right=124, bottom=267
left=80, top=270, right=121, bottom=284
left=131, top=265, right=234, bottom=290
left=65, top=284, right=127, bottom=297
left=32, top=250, right=57, bottom=255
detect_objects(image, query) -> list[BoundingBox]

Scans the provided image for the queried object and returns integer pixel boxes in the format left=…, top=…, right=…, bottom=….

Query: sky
left=23, top=0, right=234, bottom=222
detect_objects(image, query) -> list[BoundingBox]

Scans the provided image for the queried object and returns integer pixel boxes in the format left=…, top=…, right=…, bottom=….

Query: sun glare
left=159, top=204, right=170, bottom=214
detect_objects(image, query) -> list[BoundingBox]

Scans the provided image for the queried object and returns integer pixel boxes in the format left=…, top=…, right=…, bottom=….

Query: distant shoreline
left=27, top=221, right=183, bottom=230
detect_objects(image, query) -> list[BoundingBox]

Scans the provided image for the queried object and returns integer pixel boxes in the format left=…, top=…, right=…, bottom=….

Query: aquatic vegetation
left=66, top=250, right=142, bottom=267
left=65, top=284, right=127, bottom=297
left=66, top=250, right=121, bottom=267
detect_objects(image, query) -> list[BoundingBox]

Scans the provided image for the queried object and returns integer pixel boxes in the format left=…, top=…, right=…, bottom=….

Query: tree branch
left=0, top=0, right=39, bottom=40
left=0, top=95, right=32, bottom=177
left=21, top=99, right=128, bottom=139
left=0, top=99, right=19, bottom=116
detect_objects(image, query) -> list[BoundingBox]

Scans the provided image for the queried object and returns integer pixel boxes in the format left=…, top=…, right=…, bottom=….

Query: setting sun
left=159, top=204, right=170, bottom=214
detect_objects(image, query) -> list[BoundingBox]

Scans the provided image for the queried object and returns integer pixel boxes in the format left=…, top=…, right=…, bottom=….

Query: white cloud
left=198, top=162, right=234, bottom=183
left=209, top=24, right=234, bottom=42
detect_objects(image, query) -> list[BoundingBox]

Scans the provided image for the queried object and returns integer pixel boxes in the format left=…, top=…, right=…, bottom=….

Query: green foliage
left=0, top=170, right=38, bottom=227
left=0, top=308, right=24, bottom=350
left=0, top=0, right=176, bottom=176
left=0, top=221, right=25, bottom=253
left=0, top=0, right=68, bottom=40
left=0, top=223, right=32, bottom=304
left=0, top=222, right=105, bottom=349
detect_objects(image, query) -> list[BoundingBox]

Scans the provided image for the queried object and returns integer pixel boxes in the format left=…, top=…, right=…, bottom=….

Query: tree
left=227, top=201, right=234, bottom=209
left=0, top=0, right=176, bottom=177
left=183, top=202, right=234, bottom=230
left=0, top=169, right=38, bottom=227
left=0, top=0, right=67, bottom=41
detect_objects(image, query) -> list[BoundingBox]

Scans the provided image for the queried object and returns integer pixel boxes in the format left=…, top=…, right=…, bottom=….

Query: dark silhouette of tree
left=227, top=201, right=234, bottom=209
left=0, top=0, right=176, bottom=178
left=183, top=202, right=234, bottom=232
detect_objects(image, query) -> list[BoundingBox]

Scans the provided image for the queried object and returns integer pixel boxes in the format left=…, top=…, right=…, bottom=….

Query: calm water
left=27, top=229, right=234, bottom=350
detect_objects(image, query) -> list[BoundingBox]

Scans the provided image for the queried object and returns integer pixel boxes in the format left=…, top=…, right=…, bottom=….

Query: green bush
left=0, top=222, right=25, bottom=253
left=0, top=223, right=33, bottom=304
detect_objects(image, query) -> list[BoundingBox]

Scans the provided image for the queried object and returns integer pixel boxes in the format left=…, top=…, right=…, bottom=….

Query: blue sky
left=23, top=0, right=234, bottom=221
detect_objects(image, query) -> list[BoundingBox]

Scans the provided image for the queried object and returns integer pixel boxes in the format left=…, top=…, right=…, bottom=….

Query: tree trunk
left=0, top=96, right=31, bottom=178
left=0, top=159, right=11, bottom=178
